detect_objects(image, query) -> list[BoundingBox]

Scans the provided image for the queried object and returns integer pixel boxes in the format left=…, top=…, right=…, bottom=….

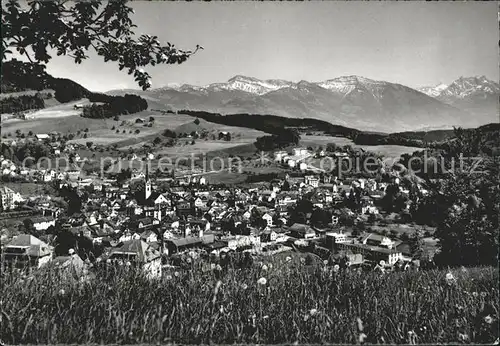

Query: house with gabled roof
left=103, top=240, right=162, bottom=278
left=289, top=223, right=316, bottom=239
left=140, top=229, right=158, bottom=243
left=2, top=234, right=53, bottom=269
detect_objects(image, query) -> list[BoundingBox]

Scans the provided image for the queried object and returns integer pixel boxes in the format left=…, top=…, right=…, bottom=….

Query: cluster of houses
left=1, top=145, right=429, bottom=278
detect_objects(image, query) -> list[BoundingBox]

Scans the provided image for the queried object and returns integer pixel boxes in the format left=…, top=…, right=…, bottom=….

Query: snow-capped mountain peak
left=419, top=76, right=499, bottom=99
left=317, top=75, right=386, bottom=94
left=440, top=76, right=499, bottom=99
left=418, top=83, right=448, bottom=97
left=205, top=75, right=294, bottom=95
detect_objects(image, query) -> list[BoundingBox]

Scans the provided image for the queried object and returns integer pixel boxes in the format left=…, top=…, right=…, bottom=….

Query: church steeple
left=145, top=164, right=152, bottom=200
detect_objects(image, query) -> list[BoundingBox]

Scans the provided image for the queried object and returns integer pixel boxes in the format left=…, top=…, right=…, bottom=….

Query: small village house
left=2, top=234, right=53, bottom=269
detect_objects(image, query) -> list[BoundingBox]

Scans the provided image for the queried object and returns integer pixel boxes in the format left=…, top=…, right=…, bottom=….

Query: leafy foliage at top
left=398, top=125, right=500, bottom=267
left=2, top=0, right=201, bottom=90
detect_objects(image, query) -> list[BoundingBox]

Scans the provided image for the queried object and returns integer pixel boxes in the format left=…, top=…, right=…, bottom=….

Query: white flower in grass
left=261, top=264, right=268, bottom=271
left=285, top=256, right=292, bottom=262
left=210, top=263, right=216, bottom=270
left=166, top=275, right=173, bottom=280
left=484, top=315, right=493, bottom=324
left=309, top=308, right=318, bottom=316
left=241, top=283, right=248, bottom=290
left=333, top=264, right=340, bottom=273
left=472, top=291, right=479, bottom=297
left=445, top=272, right=456, bottom=285
left=358, top=333, right=367, bottom=343
left=300, top=257, right=306, bottom=264
left=257, top=277, right=267, bottom=286
left=125, top=261, right=131, bottom=266
left=323, top=260, right=329, bottom=265
left=379, top=260, right=385, bottom=267
left=174, top=271, right=180, bottom=277
left=58, top=288, right=66, bottom=296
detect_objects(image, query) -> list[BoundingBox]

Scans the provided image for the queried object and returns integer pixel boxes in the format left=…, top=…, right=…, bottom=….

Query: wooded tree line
left=0, top=93, right=45, bottom=113
left=82, top=94, right=148, bottom=119
left=2, top=140, right=53, bottom=166
left=398, top=126, right=500, bottom=267
left=178, top=110, right=358, bottom=138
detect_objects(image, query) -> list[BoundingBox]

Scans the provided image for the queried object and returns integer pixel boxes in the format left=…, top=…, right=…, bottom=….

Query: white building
left=326, top=232, right=349, bottom=244
left=292, top=148, right=309, bottom=156
left=274, top=150, right=288, bottom=162
left=304, top=175, right=320, bottom=188
left=0, top=186, right=23, bottom=211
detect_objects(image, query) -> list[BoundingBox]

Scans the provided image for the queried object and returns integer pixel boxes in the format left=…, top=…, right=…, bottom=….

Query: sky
left=39, top=1, right=498, bottom=92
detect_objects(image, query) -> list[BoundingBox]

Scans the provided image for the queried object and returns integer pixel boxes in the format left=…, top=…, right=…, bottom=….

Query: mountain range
left=419, top=76, right=499, bottom=124
left=108, top=75, right=499, bottom=133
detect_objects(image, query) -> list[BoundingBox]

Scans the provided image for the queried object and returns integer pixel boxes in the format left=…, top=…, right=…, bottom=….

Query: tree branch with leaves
left=2, top=0, right=202, bottom=90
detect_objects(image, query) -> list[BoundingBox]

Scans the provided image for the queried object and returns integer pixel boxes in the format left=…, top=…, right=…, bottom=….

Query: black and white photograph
left=1, top=0, right=499, bottom=344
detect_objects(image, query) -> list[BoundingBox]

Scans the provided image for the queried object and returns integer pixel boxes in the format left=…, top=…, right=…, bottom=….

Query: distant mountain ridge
left=418, top=76, right=499, bottom=125
left=105, top=74, right=499, bottom=132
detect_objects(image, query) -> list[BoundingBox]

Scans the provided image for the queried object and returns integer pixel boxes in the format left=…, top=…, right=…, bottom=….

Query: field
left=2, top=110, right=265, bottom=156
left=1, top=263, right=497, bottom=344
left=301, top=135, right=423, bottom=158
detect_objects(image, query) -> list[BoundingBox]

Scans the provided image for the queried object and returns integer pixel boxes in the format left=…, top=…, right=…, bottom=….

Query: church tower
left=145, top=165, right=152, bottom=200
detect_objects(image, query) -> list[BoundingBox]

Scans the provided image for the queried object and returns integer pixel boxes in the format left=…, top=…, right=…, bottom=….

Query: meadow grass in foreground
left=0, top=264, right=498, bottom=344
